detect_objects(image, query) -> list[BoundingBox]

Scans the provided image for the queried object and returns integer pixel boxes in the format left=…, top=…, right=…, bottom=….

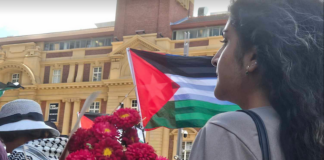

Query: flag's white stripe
left=175, top=87, right=215, bottom=98
left=174, top=94, right=235, bottom=105
left=166, top=74, right=216, bottom=86
left=176, top=82, right=215, bottom=92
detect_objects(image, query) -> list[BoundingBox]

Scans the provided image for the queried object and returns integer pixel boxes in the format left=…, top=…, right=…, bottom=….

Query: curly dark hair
left=229, top=0, right=323, bottom=159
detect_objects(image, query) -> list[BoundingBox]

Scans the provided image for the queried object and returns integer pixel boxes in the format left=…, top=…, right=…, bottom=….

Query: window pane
left=98, top=67, right=102, bottom=72
left=59, top=42, right=64, bottom=50
left=87, top=40, right=92, bottom=48
left=186, top=142, right=193, bottom=150
left=185, top=152, right=190, bottom=160
left=176, top=31, right=184, bottom=40
left=75, top=41, right=80, bottom=48
left=44, top=43, right=49, bottom=51
left=197, top=29, right=208, bottom=38
left=97, top=73, right=102, bottom=81
left=94, top=39, right=105, bottom=47
left=132, top=100, right=137, bottom=107
left=52, top=70, right=61, bottom=83
left=173, top=31, right=177, bottom=40
left=95, top=102, right=100, bottom=108
left=81, top=40, right=87, bottom=48
left=49, top=43, right=55, bottom=50
left=106, top=38, right=112, bottom=46
left=189, top=30, right=198, bottom=39
left=212, top=28, right=220, bottom=36
left=70, top=41, right=75, bottom=49
left=94, top=68, right=98, bottom=72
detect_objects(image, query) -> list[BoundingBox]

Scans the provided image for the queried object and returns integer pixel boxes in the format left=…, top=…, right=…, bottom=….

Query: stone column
left=162, top=128, right=170, bottom=157
left=67, top=64, right=76, bottom=83
left=75, top=63, right=84, bottom=82
left=70, top=99, right=80, bottom=131
left=62, top=99, right=72, bottom=135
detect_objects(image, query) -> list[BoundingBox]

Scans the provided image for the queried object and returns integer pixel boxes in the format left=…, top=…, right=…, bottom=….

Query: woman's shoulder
left=206, top=106, right=279, bottom=136
left=207, top=110, right=256, bottom=135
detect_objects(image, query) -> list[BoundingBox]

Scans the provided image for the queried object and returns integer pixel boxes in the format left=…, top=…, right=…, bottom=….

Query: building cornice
left=37, top=82, right=105, bottom=90
left=0, top=27, right=114, bottom=45
left=41, top=56, right=110, bottom=66
left=103, top=79, right=133, bottom=86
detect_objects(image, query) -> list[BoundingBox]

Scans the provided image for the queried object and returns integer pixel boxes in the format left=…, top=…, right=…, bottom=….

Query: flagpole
left=126, top=48, right=147, bottom=144
left=176, top=31, right=190, bottom=160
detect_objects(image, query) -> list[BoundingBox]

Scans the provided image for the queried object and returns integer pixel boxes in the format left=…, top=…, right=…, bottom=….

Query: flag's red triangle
left=81, top=115, right=94, bottom=129
left=130, top=50, right=180, bottom=128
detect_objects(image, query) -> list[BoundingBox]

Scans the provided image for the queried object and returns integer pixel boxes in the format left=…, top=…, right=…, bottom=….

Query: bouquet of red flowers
left=66, top=108, right=169, bottom=160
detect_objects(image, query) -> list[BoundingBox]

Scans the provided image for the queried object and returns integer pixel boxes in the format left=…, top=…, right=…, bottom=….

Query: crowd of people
left=0, top=0, right=323, bottom=160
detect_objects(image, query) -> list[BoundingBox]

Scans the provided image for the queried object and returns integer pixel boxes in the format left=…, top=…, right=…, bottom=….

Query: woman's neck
left=238, top=89, right=271, bottom=110
left=5, top=137, right=30, bottom=153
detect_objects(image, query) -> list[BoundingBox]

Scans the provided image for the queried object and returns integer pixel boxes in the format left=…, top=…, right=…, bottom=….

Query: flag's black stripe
left=131, top=49, right=217, bottom=78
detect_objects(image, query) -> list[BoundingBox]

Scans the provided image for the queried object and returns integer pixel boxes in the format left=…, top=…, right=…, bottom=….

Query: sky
left=0, top=0, right=230, bottom=38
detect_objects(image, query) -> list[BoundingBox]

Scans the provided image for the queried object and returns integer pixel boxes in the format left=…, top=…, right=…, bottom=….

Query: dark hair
left=0, top=130, right=53, bottom=143
left=45, top=121, right=58, bottom=130
left=229, top=0, right=323, bottom=159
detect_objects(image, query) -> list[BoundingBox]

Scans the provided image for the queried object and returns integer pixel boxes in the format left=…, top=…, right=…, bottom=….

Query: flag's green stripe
left=175, top=100, right=240, bottom=112
left=176, top=112, right=214, bottom=121
left=176, top=119, right=210, bottom=128
left=145, top=101, right=176, bottom=129
left=176, top=107, right=225, bottom=116
left=175, top=100, right=240, bottom=123
left=145, top=100, right=240, bottom=129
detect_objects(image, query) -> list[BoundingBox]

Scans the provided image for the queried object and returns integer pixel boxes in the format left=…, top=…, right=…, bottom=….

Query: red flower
left=65, top=150, right=95, bottom=160
left=122, top=128, right=140, bottom=145
left=93, top=138, right=124, bottom=160
left=68, top=128, right=90, bottom=152
left=125, top=143, right=157, bottom=160
left=94, top=115, right=115, bottom=124
left=113, top=108, right=141, bottom=129
left=156, top=156, right=169, bottom=160
left=84, top=130, right=99, bottom=150
left=92, top=122, right=119, bottom=139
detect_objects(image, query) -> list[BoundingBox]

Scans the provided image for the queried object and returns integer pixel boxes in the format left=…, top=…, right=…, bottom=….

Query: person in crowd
left=189, top=0, right=323, bottom=160
left=7, top=121, right=69, bottom=160
left=0, top=99, right=60, bottom=159
left=0, top=141, right=8, bottom=160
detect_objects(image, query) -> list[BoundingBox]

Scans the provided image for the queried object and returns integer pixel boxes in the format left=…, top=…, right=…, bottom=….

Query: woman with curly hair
left=189, top=0, right=323, bottom=160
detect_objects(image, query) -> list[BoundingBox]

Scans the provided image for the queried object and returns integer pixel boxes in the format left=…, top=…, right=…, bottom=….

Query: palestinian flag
left=127, top=48, right=241, bottom=130
left=0, top=82, right=24, bottom=97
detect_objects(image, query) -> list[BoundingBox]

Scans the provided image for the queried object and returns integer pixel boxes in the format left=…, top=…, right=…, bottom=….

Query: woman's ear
left=244, top=47, right=258, bottom=73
